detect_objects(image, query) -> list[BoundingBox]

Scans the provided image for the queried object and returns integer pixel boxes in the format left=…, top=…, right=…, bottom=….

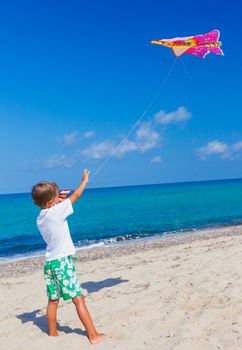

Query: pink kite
left=151, top=29, right=224, bottom=58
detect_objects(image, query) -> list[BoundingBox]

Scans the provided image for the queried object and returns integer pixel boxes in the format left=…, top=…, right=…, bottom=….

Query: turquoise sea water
left=1, top=178, right=242, bottom=261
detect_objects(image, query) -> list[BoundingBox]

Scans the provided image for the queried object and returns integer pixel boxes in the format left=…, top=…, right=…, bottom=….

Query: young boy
left=31, top=169, right=107, bottom=344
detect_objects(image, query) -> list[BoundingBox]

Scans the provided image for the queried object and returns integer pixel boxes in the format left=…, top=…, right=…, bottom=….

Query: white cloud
left=44, top=153, right=77, bottom=168
left=82, top=122, right=160, bottom=160
left=197, top=140, right=228, bottom=159
left=84, top=130, right=95, bottom=139
left=113, top=139, right=138, bottom=157
left=82, top=140, right=115, bottom=160
left=150, top=156, right=162, bottom=164
left=232, top=141, right=242, bottom=152
left=196, top=140, right=242, bottom=160
left=82, top=139, right=138, bottom=160
left=47, top=106, right=192, bottom=167
left=58, top=130, right=95, bottom=146
left=136, top=122, right=160, bottom=152
left=155, top=106, right=192, bottom=125
left=62, top=131, right=80, bottom=146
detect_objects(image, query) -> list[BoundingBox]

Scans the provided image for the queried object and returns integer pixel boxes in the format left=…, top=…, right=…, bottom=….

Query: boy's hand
left=69, top=169, right=90, bottom=204
left=82, top=169, right=90, bottom=183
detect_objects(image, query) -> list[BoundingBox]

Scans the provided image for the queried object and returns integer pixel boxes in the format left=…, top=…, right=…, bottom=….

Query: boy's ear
left=46, top=200, right=53, bottom=208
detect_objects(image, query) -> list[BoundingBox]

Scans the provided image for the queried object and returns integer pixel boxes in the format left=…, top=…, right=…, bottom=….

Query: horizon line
left=1, top=176, right=242, bottom=196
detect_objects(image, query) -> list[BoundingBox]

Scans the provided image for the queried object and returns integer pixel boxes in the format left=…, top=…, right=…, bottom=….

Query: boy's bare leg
left=72, top=296, right=108, bottom=344
left=47, top=299, right=59, bottom=336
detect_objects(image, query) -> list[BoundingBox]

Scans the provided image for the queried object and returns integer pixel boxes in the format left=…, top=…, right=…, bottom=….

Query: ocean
left=1, top=178, right=242, bottom=261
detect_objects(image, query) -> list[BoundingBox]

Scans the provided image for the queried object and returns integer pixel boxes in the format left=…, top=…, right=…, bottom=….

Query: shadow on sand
left=16, top=308, right=86, bottom=335
left=81, top=276, right=129, bottom=293
left=17, top=277, right=128, bottom=335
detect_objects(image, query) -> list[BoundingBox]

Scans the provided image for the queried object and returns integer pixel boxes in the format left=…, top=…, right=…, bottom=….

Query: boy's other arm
left=69, top=169, right=90, bottom=204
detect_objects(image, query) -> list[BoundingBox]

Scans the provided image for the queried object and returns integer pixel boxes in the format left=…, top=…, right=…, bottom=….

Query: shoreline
left=1, top=221, right=242, bottom=264
left=1, top=223, right=242, bottom=278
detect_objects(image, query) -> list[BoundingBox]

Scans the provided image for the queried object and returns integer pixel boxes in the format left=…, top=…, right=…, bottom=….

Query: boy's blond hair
left=32, top=181, right=58, bottom=208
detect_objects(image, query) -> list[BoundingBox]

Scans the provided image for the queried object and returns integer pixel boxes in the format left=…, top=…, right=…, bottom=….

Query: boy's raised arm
left=69, top=169, right=90, bottom=204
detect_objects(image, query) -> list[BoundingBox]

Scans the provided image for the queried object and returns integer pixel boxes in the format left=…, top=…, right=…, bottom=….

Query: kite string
left=178, top=57, right=189, bottom=75
left=89, top=56, right=178, bottom=183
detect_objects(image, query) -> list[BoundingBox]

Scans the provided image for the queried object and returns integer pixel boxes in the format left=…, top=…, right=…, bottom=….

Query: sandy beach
left=1, top=225, right=242, bottom=350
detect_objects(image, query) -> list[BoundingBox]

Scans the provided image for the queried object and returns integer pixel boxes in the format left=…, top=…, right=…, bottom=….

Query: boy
left=31, top=169, right=107, bottom=344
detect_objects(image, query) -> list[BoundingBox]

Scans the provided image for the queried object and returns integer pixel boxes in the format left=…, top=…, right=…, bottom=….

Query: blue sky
left=0, top=0, right=242, bottom=193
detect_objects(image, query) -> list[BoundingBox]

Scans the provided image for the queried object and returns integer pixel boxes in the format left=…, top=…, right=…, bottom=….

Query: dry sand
left=1, top=225, right=242, bottom=350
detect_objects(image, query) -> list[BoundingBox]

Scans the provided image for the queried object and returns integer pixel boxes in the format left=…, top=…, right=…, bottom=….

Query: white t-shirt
left=37, top=199, right=75, bottom=261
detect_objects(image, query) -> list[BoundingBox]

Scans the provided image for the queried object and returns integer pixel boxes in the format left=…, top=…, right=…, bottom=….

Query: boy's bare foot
left=88, top=333, right=109, bottom=344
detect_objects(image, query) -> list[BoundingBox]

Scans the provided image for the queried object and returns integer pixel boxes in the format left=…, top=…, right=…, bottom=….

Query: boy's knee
left=72, top=296, right=83, bottom=305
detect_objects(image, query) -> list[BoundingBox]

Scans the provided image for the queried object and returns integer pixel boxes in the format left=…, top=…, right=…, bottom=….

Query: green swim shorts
left=44, top=256, right=82, bottom=300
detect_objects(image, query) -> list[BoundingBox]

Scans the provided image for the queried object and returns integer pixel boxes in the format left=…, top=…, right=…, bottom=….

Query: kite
left=151, top=29, right=224, bottom=58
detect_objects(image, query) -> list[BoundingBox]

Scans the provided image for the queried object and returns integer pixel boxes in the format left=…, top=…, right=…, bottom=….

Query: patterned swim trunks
left=44, top=256, right=82, bottom=300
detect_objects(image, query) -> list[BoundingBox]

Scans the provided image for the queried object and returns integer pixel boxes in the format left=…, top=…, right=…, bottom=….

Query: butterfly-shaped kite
left=151, top=29, right=224, bottom=58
